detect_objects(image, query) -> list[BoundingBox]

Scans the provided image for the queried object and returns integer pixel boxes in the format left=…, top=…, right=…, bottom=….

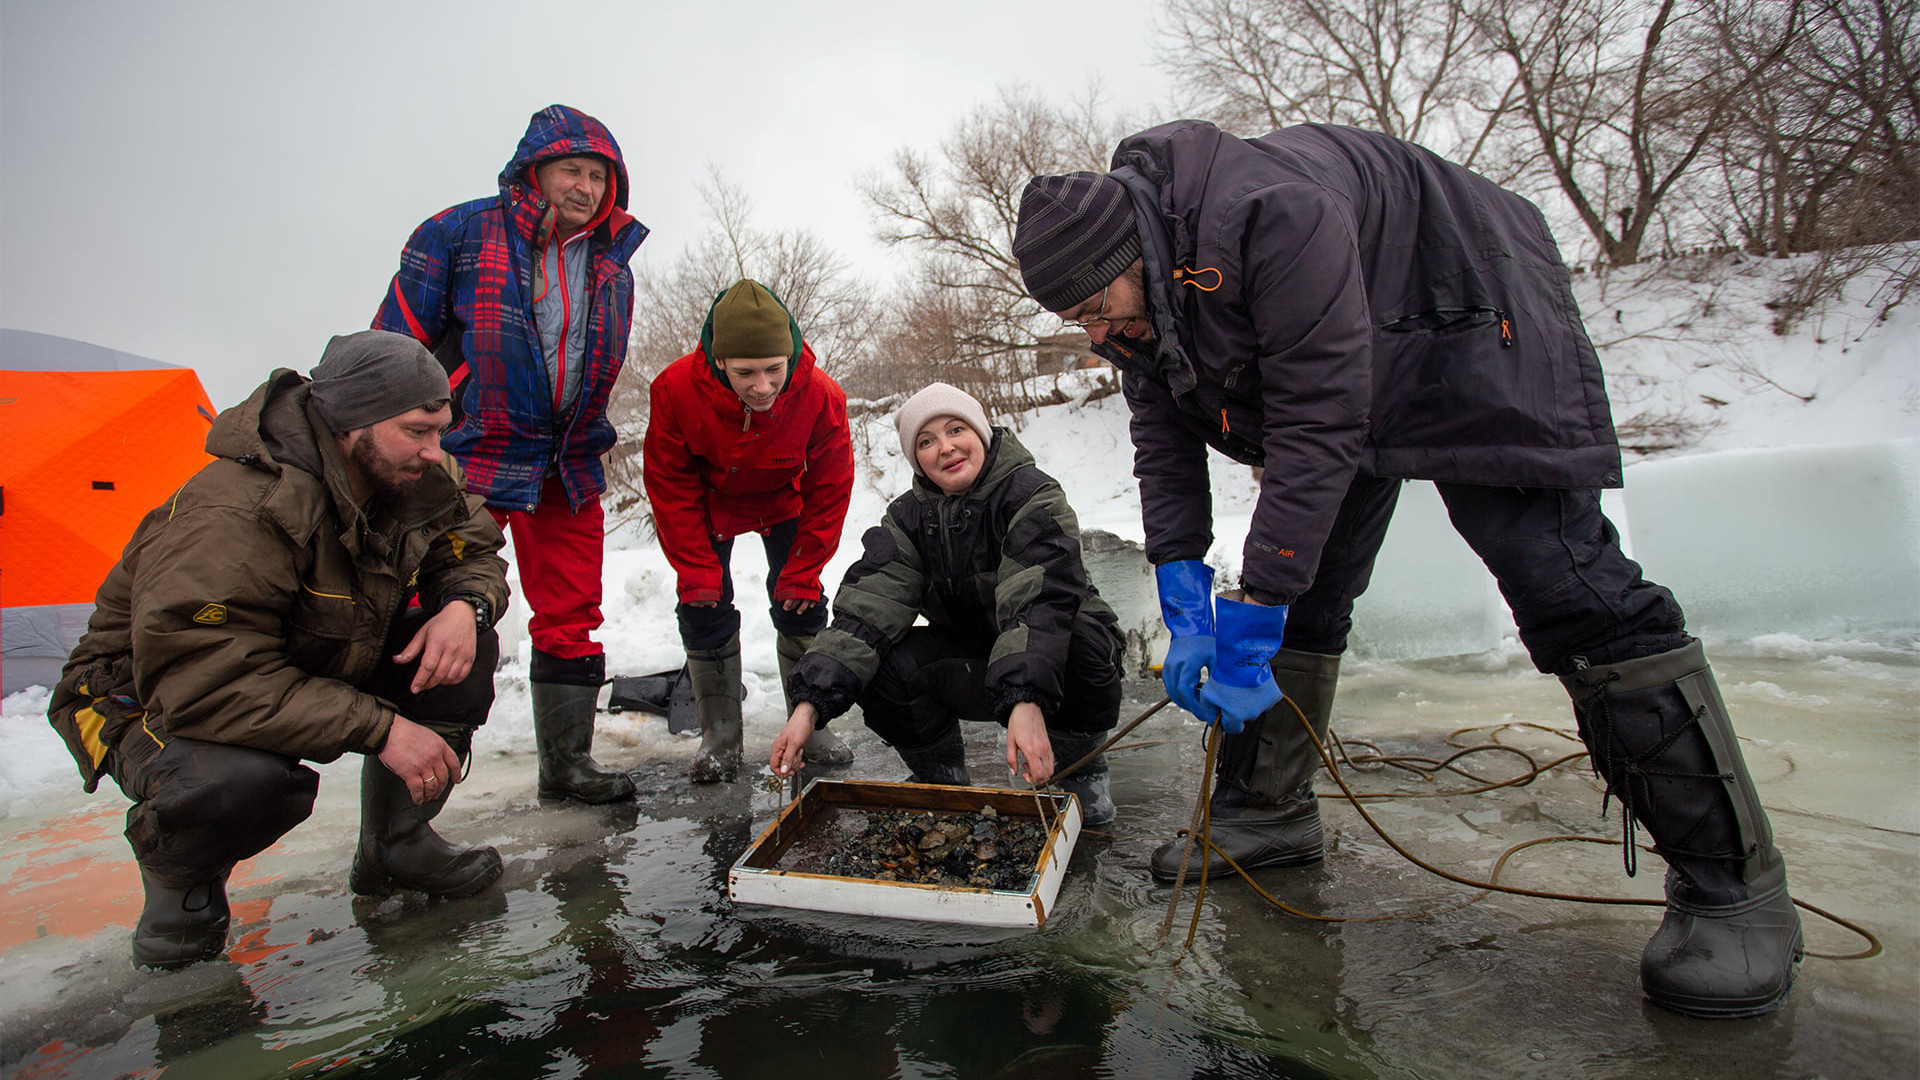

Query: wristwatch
left=446, top=593, right=493, bottom=633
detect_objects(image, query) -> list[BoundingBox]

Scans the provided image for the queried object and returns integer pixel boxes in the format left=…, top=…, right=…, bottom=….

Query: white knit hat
left=895, top=383, right=993, bottom=475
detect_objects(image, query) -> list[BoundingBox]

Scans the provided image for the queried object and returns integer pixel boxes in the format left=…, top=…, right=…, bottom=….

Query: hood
left=500, top=104, right=636, bottom=240
left=912, top=427, right=1034, bottom=499
left=1099, top=119, right=1230, bottom=396
left=206, top=369, right=360, bottom=520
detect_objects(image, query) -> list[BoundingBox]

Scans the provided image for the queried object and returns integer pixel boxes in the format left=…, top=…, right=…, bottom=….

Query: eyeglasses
left=1060, top=287, right=1112, bottom=329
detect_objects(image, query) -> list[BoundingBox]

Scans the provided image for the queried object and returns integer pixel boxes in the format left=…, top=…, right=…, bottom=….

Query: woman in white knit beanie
left=768, top=382, right=1126, bottom=826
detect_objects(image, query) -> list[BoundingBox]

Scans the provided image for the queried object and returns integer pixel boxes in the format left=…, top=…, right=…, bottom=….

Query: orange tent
left=2, top=330, right=216, bottom=695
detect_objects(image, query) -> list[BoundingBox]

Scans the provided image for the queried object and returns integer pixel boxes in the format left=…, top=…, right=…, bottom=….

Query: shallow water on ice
left=2, top=645, right=1915, bottom=1079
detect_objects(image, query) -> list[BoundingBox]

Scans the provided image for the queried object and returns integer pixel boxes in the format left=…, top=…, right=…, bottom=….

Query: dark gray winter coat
left=789, top=429, right=1123, bottom=724
left=1096, top=120, right=1621, bottom=603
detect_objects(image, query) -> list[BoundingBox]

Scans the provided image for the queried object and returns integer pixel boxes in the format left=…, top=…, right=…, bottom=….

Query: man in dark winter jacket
left=769, top=383, right=1125, bottom=826
left=48, top=331, right=511, bottom=970
left=1013, top=120, right=1800, bottom=1018
left=375, top=104, right=649, bottom=805
left=645, top=279, right=856, bottom=781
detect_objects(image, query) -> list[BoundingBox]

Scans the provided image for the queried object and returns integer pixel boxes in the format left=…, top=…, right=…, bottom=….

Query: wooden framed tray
left=728, top=779, right=1081, bottom=929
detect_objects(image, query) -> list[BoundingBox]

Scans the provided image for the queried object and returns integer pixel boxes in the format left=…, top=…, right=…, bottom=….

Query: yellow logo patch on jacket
left=191, top=603, right=228, bottom=625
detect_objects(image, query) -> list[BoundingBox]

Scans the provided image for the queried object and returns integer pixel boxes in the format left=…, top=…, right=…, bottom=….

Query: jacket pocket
left=288, top=581, right=357, bottom=676
left=1378, top=306, right=1510, bottom=342
left=1373, top=304, right=1560, bottom=450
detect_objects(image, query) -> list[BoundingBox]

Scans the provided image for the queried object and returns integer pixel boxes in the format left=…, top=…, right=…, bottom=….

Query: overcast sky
left=0, top=0, right=1171, bottom=407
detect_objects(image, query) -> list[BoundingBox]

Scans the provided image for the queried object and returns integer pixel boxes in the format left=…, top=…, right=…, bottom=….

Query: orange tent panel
left=1, top=368, right=216, bottom=608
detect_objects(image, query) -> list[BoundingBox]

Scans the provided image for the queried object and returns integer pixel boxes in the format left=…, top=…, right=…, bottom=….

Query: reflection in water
left=7, top=646, right=1918, bottom=1078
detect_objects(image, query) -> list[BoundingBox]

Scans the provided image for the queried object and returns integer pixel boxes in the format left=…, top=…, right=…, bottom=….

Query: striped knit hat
left=1012, top=172, right=1141, bottom=313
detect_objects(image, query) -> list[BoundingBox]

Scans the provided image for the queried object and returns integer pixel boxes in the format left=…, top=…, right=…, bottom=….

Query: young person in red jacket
left=643, top=280, right=856, bottom=781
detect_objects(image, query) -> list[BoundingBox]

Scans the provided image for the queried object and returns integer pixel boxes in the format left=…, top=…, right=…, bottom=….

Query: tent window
left=92, top=481, right=114, bottom=490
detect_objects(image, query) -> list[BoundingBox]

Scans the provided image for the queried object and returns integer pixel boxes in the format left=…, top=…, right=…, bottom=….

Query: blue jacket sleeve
left=373, top=209, right=462, bottom=350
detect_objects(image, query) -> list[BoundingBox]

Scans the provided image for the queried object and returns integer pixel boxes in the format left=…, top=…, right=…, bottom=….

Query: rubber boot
left=1561, top=639, right=1802, bottom=1018
left=532, top=682, right=637, bottom=803
left=132, top=865, right=233, bottom=969
left=779, top=633, right=853, bottom=765
left=349, top=749, right=503, bottom=898
left=1152, top=647, right=1340, bottom=883
left=688, top=635, right=745, bottom=783
left=1048, top=729, right=1115, bottom=827
left=895, top=725, right=972, bottom=786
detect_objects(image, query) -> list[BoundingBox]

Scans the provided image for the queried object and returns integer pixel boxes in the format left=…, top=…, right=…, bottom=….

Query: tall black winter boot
left=531, top=650, right=636, bottom=803
left=1561, top=639, right=1802, bottom=1018
left=688, top=635, right=745, bottom=783
left=778, top=633, right=853, bottom=766
left=1152, top=647, right=1340, bottom=883
left=1047, top=729, right=1115, bottom=827
left=132, top=864, right=234, bottom=969
left=350, top=746, right=503, bottom=898
left=895, top=724, right=972, bottom=786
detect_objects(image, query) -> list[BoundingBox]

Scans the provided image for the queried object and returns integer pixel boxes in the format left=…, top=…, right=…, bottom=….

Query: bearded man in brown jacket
left=49, top=330, right=512, bottom=970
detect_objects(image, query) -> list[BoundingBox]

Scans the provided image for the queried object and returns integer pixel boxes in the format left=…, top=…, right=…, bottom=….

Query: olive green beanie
left=708, top=279, right=795, bottom=360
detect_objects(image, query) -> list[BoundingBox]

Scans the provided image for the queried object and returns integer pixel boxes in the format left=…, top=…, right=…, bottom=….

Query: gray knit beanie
left=1013, top=172, right=1142, bottom=313
left=308, top=330, right=450, bottom=433
left=895, top=383, right=993, bottom=475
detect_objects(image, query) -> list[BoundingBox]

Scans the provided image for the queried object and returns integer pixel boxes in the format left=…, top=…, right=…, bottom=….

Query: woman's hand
left=1005, top=701, right=1054, bottom=785
left=770, top=702, right=820, bottom=777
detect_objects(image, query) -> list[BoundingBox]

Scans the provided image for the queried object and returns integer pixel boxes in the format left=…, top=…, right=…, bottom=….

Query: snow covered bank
left=2, top=251, right=1913, bottom=814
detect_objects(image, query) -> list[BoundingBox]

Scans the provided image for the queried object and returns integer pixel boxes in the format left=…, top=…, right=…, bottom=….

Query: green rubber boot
left=531, top=681, right=637, bottom=803
left=1152, top=647, right=1340, bottom=883
left=349, top=749, right=502, bottom=898
left=688, top=635, right=745, bottom=783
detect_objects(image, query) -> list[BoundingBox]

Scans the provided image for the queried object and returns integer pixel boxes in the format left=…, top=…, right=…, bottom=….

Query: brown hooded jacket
left=48, top=369, right=509, bottom=791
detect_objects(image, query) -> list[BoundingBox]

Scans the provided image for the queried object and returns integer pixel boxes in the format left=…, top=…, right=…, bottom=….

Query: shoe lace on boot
left=1576, top=672, right=1738, bottom=879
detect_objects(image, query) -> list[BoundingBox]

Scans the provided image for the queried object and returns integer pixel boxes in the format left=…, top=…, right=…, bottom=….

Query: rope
left=1132, top=694, right=1882, bottom=960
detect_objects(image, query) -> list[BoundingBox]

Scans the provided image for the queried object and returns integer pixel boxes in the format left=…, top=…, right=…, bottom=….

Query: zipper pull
left=1500, top=317, right=1514, bottom=347
left=1221, top=408, right=1230, bottom=436
left=741, top=405, right=752, bottom=433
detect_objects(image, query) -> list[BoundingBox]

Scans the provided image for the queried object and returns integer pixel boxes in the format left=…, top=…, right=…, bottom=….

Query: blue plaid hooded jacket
left=374, top=105, right=649, bottom=512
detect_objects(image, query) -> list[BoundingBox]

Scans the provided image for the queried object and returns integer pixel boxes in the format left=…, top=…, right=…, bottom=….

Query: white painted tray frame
left=728, top=779, right=1082, bottom=930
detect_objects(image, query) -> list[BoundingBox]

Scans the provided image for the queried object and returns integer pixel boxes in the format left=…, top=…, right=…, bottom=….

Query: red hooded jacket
left=643, top=342, right=854, bottom=604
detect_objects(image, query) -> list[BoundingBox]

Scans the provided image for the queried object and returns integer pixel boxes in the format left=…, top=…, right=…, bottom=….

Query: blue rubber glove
left=1200, top=596, right=1290, bottom=733
left=1198, top=679, right=1282, bottom=734
left=1155, top=561, right=1216, bottom=719
left=1162, top=636, right=1215, bottom=718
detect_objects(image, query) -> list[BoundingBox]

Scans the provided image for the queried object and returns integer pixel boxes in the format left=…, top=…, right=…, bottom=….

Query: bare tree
left=1713, top=0, right=1916, bottom=256
left=1157, top=0, right=1520, bottom=171
left=601, top=170, right=883, bottom=526
left=1703, top=0, right=1919, bottom=329
left=857, top=85, right=1139, bottom=415
left=1475, top=0, right=1802, bottom=265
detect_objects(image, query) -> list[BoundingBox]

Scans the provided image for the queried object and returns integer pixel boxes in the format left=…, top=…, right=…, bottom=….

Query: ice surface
left=1624, top=438, right=1920, bottom=646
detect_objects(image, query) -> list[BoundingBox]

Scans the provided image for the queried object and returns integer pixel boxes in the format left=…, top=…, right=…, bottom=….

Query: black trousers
left=858, top=616, right=1123, bottom=749
left=676, top=518, right=830, bottom=652
left=109, top=610, right=498, bottom=882
left=1283, top=477, right=1690, bottom=675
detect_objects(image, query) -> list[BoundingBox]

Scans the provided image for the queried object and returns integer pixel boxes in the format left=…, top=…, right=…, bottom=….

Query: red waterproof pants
left=490, top=477, right=605, bottom=660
